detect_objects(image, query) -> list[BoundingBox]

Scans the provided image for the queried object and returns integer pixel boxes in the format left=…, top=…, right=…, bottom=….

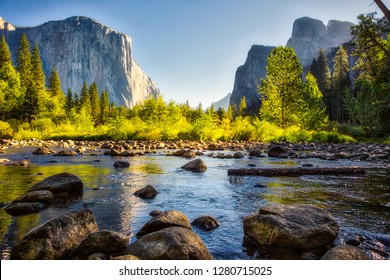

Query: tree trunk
left=227, top=166, right=366, bottom=176
left=374, top=0, right=390, bottom=21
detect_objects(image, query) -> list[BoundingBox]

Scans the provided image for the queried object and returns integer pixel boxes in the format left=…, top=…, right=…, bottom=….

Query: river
left=0, top=146, right=389, bottom=259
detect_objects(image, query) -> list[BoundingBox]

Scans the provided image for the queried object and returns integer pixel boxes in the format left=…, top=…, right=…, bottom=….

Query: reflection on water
left=0, top=147, right=389, bottom=259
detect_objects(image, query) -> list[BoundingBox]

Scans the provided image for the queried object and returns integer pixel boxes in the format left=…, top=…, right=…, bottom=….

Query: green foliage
left=310, top=49, right=332, bottom=95
left=89, top=82, right=100, bottom=125
left=99, top=90, right=110, bottom=124
left=0, top=61, right=22, bottom=120
left=332, top=45, right=350, bottom=122
left=80, top=82, right=91, bottom=115
left=0, top=121, right=13, bottom=138
left=259, top=47, right=304, bottom=128
left=16, top=33, right=32, bottom=91
left=0, top=36, right=12, bottom=69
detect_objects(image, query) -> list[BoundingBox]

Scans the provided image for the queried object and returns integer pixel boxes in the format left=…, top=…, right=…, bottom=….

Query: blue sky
left=0, top=0, right=387, bottom=107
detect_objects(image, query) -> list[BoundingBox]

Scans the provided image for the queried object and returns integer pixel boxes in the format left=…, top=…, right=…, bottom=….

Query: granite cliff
left=229, top=17, right=354, bottom=112
left=0, top=16, right=160, bottom=107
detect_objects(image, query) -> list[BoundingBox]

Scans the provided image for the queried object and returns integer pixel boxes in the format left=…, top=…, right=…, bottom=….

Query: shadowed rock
left=321, top=245, right=369, bottom=260
left=268, top=145, right=287, bottom=158
left=13, top=190, right=54, bottom=204
left=191, top=216, right=220, bottom=231
left=32, top=147, right=54, bottom=155
left=75, top=230, right=129, bottom=259
left=10, top=209, right=98, bottom=259
left=134, top=185, right=158, bottom=199
left=30, top=172, right=83, bottom=196
left=113, top=161, right=130, bottom=168
left=4, top=202, right=45, bottom=216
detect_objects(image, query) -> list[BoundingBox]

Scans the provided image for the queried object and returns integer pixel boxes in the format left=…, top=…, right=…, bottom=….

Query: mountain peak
left=0, top=16, right=16, bottom=31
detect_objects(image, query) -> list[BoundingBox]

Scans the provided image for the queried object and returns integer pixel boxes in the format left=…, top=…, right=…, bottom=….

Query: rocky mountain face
left=0, top=16, right=160, bottom=107
left=229, top=17, right=354, bottom=112
left=229, top=45, right=275, bottom=114
left=286, top=17, right=354, bottom=67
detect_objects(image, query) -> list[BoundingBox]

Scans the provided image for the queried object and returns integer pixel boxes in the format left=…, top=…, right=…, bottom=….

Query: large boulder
left=126, top=227, right=213, bottom=260
left=4, top=202, right=45, bottom=216
left=191, top=216, right=220, bottom=231
left=321, top=245, right=369, bottom=260
left=243, top=204, right=339, bottom=251
left=134, top=185, right=158, bottom=199
left=32, top=146, right=54, bottom=155
left=113, top=160, right=130, bottom=168
left=10, top=209, right=98, bottom=259
left=181, top=159, right=207, bottom=173
left=30, top=172, right=83, bottom=196
left=136, top=210, right=191, bottom=238
left=74, top=230, right=129, bottom=259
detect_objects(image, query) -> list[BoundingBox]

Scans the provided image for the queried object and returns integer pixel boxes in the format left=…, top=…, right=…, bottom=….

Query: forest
left=0, top=12, right=389, bottom=143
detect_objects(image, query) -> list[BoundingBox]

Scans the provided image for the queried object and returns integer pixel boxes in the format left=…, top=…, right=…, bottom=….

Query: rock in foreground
left=321, top=245, right=369, bottom=260
left=126, top=227, right=213, bottom=260
left=4, top=202, right=45, bottom=216
left=136, top=210, right=192, bottom=238
left=134, top=185, right=158, bottom=199
left=243, top=204, right=339, bottom=251
left=10, top=209, right=98, bottom=260
left=181, top=159, right=207, bottom=173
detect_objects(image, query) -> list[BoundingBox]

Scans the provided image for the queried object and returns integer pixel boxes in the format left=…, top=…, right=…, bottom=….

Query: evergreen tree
left=31, top=45, right=46, bottom=92
left=259, top=47, right=304, bottom=128
left=48, top=66, right=63, bottom=97
left=332, top=45, right=350, bottom=122
left=302, top=73, right=328, bottom=129
left=0, top=62, right=22, bottom=120
left=0, top=35, right=12, bottom=69
left=99, top=90, right=110, bottom=124
left=89, top=82, right=100, bottom=124
left=226, top=105, right=234, bottom=121
left=196, top=102, right=203, bottom=119
left=16, top=33, right=32, bottom=91
left=80, top=82, right=91, bottom=115
left=65, top=88, right=74, bottom=114
left=239, top=96, right=247, bottom=116
left=22, top=82, right=38, bottom=122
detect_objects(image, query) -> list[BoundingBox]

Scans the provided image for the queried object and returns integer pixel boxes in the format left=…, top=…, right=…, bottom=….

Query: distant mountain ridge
left=229, top=17, right=354, bottom=112
left=0, top=16, right=160, bottom=107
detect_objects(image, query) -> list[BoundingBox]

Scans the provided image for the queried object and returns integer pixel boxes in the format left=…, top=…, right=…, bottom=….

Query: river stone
left=181, top=159, right=207, bottom=173
left=134, top=185, right=158, bottom=199
left=149, top=210, right=164, bottom=217
left=233, top=152, right=244, bottom=158
left=243, top=204, right=339, bottom=251
left=10, top=209, right=98, bottom=259
left=321, top=245, right=369, bottom=260
left=4, top=202, right=45, bottom=216
left=268, top=145, right=288, bottom=157
left=183, top=150, right=196, bottom=158
left=75, top=230, right=129, bottom=259
left=113, top=254, right=140, bottom=260
left=136, top=210, right=192, bottom=238
left=191, top=216, right=220, bottom=231
left=13, top=190, right=54, bottom=204
left=248, top=150, right=262, bottom=157
left=56, top=150, right=77, bottom=156
left=113, top=160, right=130, bottom=168
left=173, top=149, right=186, bottom=156
left=32, top=146, right=53, bottom=155
left=126, top=227, right=213, bottom=260
left=30, top=172, right=83, bottom=196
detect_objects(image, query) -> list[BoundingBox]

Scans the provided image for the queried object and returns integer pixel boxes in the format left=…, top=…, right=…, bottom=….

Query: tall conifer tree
left=89, top=82, right=100, bottom=124
left=16, top=33, right=32, bottom=91
left=80, top=82, right=91, bottom=115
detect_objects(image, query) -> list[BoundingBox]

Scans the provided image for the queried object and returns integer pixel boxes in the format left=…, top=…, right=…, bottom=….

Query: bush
left=0, top=121, right=13, bottom=138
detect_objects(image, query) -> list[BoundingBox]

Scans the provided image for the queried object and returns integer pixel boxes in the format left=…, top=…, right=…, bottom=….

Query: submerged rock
left=191, top=216, right=220, bottom=231
left=181, top=159, right=207, bottom=173
left=10, top=209, right=98, bottom=259
left=321, top=245, right=369, bottom=260
left=113, top=160, right=130, bottom=168
left=267, top=145, right=287, bottom=158
left=126, top=227, right=213, bottom=260
left=134, top=185, right=158, bottom=199
left=4, top=202, right=45, bottom=216
left=136, top=210, right=192, bottom=238
left=149, top=210, right=164, bottom=217
left=243, top=204, right=339, bottom=251
left=30, top=172, right=83, bottom=196
left=13, top=190, right=54, bottom=204
left=32, top=147, right=54, bottom=155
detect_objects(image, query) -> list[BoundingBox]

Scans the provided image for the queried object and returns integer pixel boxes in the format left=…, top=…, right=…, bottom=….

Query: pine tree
left=0, top=61, right=22, bottom=120
left=16, top=33, right=32, bottom=91
left=80, top=82, right=91, bottom=115
left=332, top=45, right=350, bottom=122
left=302, top=73, right=328, bottom=129
left=31, top=44, right=46, bottom=92
left=259, top=47, right=304, bottom=128
left=89, top=82, right=100, bottom=124
left=239, top=96, right=247, bottom=117
left=48, top=66, right=63, bottom=98
left=99, top=90, right=110, bottom=124
left=0, top=35, right=12, bottom=69
left=22, top=82, right=38, bottom=122
left=65, top=88, right=74, bottom=114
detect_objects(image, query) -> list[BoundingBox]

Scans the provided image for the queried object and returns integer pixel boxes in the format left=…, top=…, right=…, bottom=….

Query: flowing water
left=0, top=146, right=389, bottom=260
